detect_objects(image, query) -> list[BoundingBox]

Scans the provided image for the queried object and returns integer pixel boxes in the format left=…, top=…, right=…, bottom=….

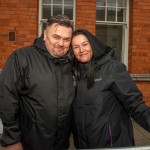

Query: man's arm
left=0, top=52, right=22, bottom=146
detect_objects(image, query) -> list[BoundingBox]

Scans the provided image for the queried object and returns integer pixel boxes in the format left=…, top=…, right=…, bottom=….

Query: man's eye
left=53, top=36, right=59, bottom=39
left=64, top=39, right=70, bottom=42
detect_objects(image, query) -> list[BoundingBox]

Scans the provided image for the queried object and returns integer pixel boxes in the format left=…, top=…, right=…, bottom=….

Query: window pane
left=53, top=5, right=62, bottom=16
left=96, top=25, right=123, bottom=61
left=42, top=22, right=47, bottom=32
left=96, top=7, right=105, bottom=21
left=96, top=0, right=106, bottom=6
left=107, top=0, right=116, bottom=7
left=39, top=0, right=75, bottom=36
left=117, top=8, right=126, bottom=22
left=64, top=0, right=73, bottom=5
left=118, top=0, right=126, bottom=7
left=43, top=0, right=51, bottom=4
left=53, top=0, right=62, bottom=4
left=64, top=6, right=73, bottom=20
left=42, top=5, right=51, bottom=19
left=107, top=7, right=116, bottom=21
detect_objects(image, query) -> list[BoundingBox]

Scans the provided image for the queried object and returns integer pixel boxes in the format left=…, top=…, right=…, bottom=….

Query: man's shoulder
left=9, top=46, right=34, bottom=66
left=15, top=45, right=33, bottom=54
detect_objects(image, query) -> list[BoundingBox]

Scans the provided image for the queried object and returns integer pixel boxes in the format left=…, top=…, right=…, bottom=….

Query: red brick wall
left=129, top=0, right=150, bottom=74
left=129, top=0, right=150, bottom=105
left=135, top=81, right=150, bottom=106
left=0, top=0, right=38, bottom=69
left=76, top=0, right=96, bottom=35
left=0, top=0, right=150, bottom=105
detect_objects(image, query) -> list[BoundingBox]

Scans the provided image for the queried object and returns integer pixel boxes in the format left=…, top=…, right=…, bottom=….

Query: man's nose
left=58, top=39, right=64, bottom=46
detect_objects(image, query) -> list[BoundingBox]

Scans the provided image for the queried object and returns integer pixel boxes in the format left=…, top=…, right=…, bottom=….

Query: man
left=0, top=14, right=75, bottom=150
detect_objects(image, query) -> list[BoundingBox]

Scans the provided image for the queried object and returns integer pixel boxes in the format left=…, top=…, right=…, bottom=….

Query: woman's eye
left=73, top=46, right=78, bottom=49
left=83, top=43, right=88, bottom=47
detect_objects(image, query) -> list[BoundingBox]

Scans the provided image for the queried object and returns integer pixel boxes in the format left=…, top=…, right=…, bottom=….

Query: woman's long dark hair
left=71, top=31, right=95, bottom=89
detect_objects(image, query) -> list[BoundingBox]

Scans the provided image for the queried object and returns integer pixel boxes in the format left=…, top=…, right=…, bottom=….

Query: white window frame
left=38, top=0, right=76, bottom=36
left=96, top=0, right=129, bottom=66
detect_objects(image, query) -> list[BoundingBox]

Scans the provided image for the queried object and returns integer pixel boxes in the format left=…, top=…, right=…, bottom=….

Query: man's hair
left=46, top=14, right=73, bottom=30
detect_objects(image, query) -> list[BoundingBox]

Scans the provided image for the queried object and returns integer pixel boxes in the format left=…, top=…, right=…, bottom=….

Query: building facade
left=0, top=0, right=150, bottom=105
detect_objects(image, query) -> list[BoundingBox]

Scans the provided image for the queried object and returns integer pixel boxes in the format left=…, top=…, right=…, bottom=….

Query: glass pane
left=64, top=6, right=73, bottom=20
left=42, top=5, right=51, bottom=19
left=96, top=24, right=123, bottom=61
left=107, top=7, right=116, bottom=21
left=107, top=0, right=116, bottom=7
left=118, top=0, right=126, bottom=7
left=53, top=5, right=62, bottom=16
left=43, top=0, right=51, bottom=4
left=42, top=22, right=47, bottom=32
left=64, top=0, right=73, bottom=5
left=117, top=8, right=126, bottom=22
left=53, top=0, right=62, bottom=4
left=96, top=0, right=106, bottom=6
left=96, top=7, right=105, bottom=21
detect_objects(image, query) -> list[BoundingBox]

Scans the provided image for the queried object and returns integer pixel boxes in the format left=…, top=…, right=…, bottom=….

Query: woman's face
left=72, top=34, right=93, bottom=63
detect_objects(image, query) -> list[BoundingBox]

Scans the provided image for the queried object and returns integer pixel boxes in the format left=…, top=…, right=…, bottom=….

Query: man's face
left=44, top=23, right=72, bottom=58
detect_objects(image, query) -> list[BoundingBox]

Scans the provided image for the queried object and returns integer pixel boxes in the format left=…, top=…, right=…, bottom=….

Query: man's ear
left=43, top=30, right=46, bottom=41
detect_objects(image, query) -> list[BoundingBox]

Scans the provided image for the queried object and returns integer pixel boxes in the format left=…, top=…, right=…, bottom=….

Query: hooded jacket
left=72, top=29, right=150, bottom=149
left=0, top=35, right=75, bottom=150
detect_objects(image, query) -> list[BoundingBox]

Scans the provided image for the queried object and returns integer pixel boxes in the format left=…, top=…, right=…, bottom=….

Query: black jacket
left=73, top=29, right=150, bottom=149
left=0, top=35, right=75, bottom=150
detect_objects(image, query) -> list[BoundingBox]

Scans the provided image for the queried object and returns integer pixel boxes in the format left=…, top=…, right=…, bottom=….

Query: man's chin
left=55, top=53, right=66, bottom=58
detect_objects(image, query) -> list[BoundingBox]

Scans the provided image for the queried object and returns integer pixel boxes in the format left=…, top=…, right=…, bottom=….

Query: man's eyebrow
left=64, top=37, right=71, bottom=40
left=53, top=34, right=71, bottom=39
left=52, top=34, right=59, bottom=37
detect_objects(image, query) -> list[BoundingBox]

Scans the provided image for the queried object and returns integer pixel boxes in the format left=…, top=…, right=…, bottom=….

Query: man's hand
left=3, top=142, right=23, bottom=150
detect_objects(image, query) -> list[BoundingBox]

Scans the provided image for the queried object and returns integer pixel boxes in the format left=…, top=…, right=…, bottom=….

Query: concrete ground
left=0, top=119, right=150, bottom=150
left=132, top=119, right=150, bottom=147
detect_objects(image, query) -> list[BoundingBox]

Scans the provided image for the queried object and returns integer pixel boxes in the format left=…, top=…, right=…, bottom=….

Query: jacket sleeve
left=111, top=62, right=150, bottom=131
left=0, top=52, right=22, bottom=146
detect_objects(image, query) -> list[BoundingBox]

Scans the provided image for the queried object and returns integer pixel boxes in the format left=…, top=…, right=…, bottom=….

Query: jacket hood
left=33, top=34, right=48, bottom=53
left=72, top=29, right=114, bottom=61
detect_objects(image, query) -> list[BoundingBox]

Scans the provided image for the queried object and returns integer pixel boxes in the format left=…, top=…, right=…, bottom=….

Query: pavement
left=132, top=119, right=150, bottom=147
left=0, top=119, right=150, bottom=150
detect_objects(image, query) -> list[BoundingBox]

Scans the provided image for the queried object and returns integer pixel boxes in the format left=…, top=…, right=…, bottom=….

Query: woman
left=71, top=29, right=150, bottom=149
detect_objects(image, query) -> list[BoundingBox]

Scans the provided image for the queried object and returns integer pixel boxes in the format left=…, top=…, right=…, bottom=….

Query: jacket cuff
left=0, top=120, right=21, bottom=147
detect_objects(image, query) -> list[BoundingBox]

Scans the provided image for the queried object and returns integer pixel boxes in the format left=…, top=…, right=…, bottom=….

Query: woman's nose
left=79, top=46, right=84, bottom=52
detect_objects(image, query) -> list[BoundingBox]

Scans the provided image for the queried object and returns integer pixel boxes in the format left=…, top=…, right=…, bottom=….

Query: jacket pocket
left=106, top=118, right=121, bottom=147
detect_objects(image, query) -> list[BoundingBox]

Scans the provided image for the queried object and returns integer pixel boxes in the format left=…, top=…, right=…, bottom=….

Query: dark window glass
left=96, top=7, right=105, bottom=21
left=96, top=24, right=123, bottom=61
left=42, top=5, right=51, bottom=19
left=64, top=6, right=73, bottom=20
left=53, top=5, right=62, bottom=16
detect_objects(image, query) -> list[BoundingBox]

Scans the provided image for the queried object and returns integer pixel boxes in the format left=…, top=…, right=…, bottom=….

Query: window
left=38, top=0, right=75, bottom=36
left=96, top=0, right=129, bottom=64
